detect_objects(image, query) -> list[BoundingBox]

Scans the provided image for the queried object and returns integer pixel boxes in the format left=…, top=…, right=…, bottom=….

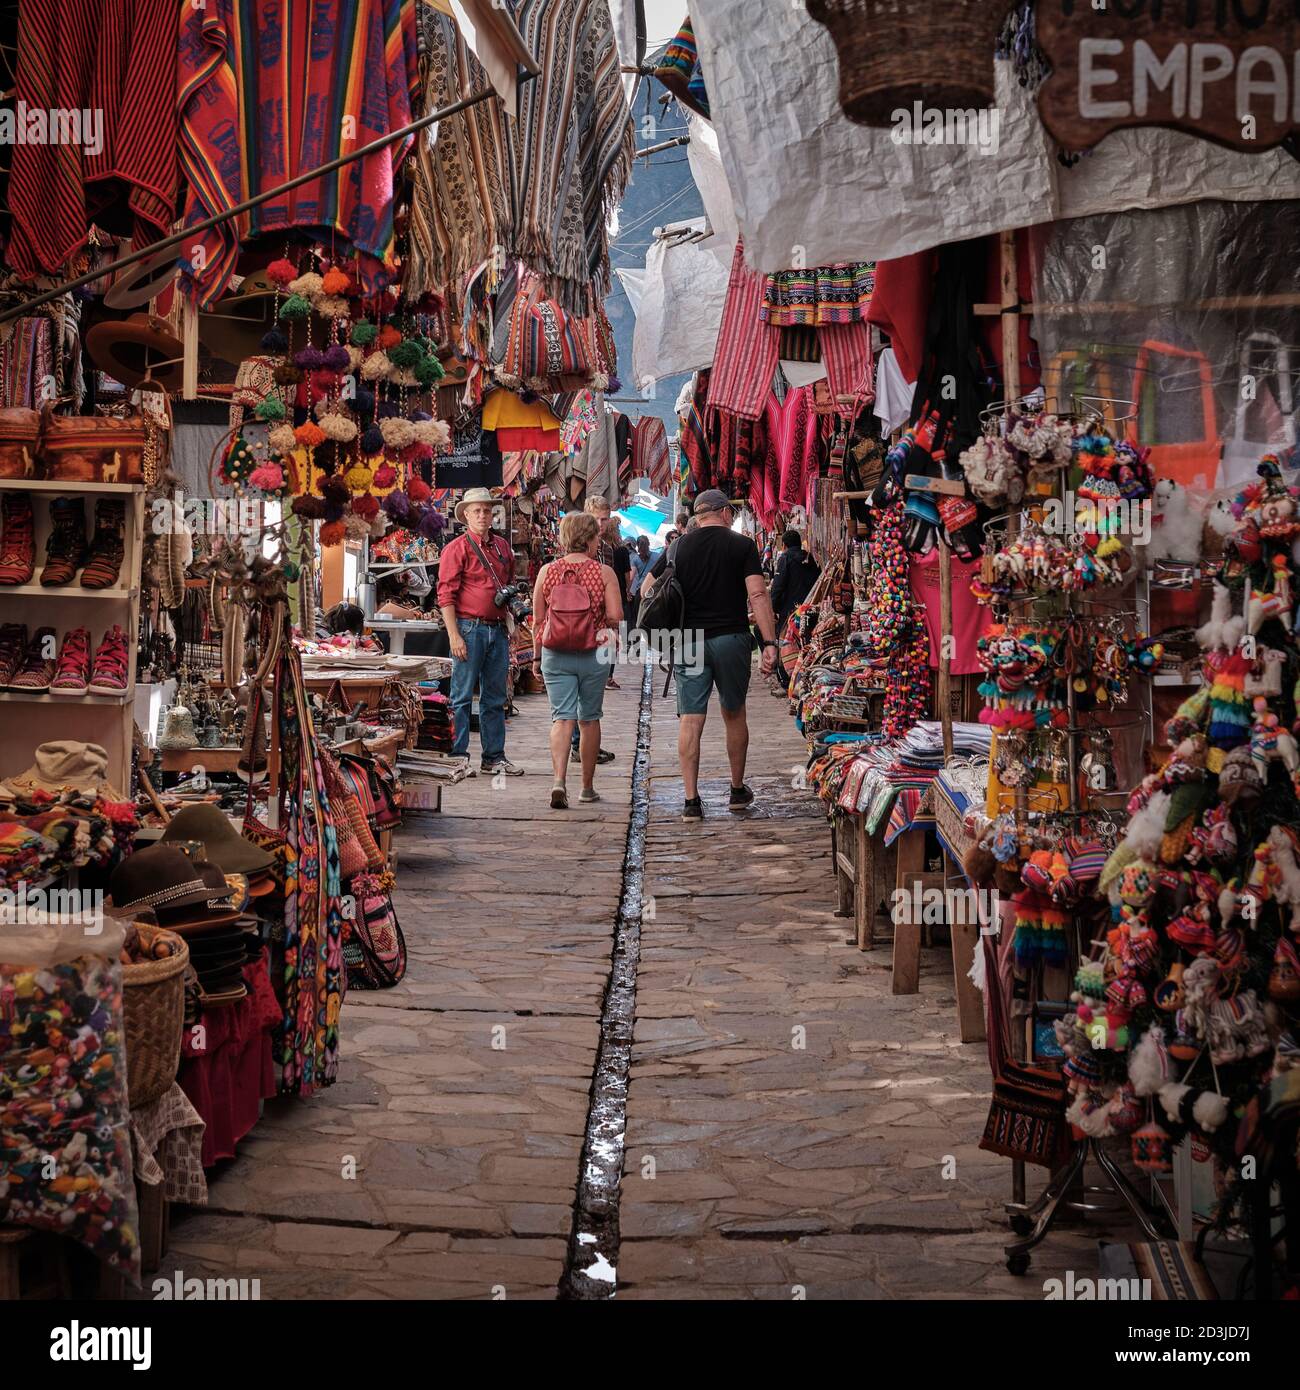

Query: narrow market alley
left=154, top=664, right=1103, bottom=1300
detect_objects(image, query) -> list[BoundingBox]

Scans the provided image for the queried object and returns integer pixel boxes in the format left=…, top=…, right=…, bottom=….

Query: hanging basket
left=806, top=0, right=1005, bottom=127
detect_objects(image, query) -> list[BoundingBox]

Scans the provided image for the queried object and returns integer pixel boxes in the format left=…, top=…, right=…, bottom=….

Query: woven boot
left=0, top=491, right=35, bottom=586
left=81, top=498, right=126, bottom=589
left=40, top=497, right=88, bottom=587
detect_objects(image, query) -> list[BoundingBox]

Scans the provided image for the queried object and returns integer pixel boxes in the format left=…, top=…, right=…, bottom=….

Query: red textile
left=7, top=0, right=178, bottom=277
left=908, top=548, right=993, bottom=675
left=765, top=387, right=819, bottom=510
left=436, top=531, right=514, bottom=622
left=818, top=321, right=875, bottom=413
left=178, top=954, right=280, bottom=1167
left=866, top=250, right=936, bottom=384
left=708, top=239, right=780, bottom=420
left=633, top=416, right=671, bottom=492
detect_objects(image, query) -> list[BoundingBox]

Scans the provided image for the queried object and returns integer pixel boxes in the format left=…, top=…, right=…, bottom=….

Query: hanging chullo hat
left=805, top=0, right=1005, bottom=127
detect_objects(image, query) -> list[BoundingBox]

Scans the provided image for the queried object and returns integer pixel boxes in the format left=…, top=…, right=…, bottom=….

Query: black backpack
left=636, top=562, right=686, bottom=654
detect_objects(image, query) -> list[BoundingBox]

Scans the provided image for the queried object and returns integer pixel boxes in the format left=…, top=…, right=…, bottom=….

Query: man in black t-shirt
left=643, top=489, right=779, bottom=821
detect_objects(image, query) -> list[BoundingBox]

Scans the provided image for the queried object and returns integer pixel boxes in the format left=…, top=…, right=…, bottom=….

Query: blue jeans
left=451, top=619, right=509, bottom=762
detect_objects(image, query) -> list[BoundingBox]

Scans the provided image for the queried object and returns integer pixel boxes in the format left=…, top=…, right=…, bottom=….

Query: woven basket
left=806, top=0, right=1005, bottom=127
left=829, top=673, right=873, bottom=720
left=122, top=924, right=188, bottom=1108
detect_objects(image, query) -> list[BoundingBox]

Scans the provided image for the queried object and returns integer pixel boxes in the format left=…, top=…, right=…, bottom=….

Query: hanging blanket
left=409, top=0, right=633, bottom=314
left=633, top=416, right=671, bottom=494
left=6, top=0, right=178, bottom=278
left=177, top=0, right=421, bottom=307
left=409, top=7, right=512, bottom=300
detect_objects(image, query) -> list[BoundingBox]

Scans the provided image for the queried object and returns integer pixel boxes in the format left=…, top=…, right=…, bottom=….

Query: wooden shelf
left=0, top=583, right=136, bottom=600
left=0, top=477, right=143, bottom=494
left=0, top=690, right=131, bottom=705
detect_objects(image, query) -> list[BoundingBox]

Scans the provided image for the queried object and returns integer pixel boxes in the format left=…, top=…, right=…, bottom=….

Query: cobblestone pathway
left=159, top=660, right=1106, bottom=1299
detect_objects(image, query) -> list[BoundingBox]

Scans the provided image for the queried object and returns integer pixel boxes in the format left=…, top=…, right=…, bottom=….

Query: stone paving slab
left=150, top=659, right=1104, bottom=1300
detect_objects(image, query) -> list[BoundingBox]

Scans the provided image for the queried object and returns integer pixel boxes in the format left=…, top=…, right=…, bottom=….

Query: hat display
left=85, top=312, right=185, bottom=392
left=160, top=803, right=277, bottom=876
left=152, top=860, right=242, bottom=934
left=109, top=844, right=234, bottom=918
left=454, top=487, right=498, bottom=522
left=1, top=741, right=127, bottom=801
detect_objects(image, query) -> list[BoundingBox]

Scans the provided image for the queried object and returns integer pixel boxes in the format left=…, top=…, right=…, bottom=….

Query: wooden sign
left=905, top=474, right=967, bottom=497
left=1036, top=2, right=1300, bottom=153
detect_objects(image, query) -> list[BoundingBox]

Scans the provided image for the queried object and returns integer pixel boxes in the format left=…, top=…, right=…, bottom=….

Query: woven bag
left=41, top=406, right=145, bottom=481
left=0, top=407, right=41, bottom=478
left=122, top=924, right=189, bottom=1107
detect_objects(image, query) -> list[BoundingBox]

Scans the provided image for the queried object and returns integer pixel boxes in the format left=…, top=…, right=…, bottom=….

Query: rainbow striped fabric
left=178, top=0, right=420, bottom=307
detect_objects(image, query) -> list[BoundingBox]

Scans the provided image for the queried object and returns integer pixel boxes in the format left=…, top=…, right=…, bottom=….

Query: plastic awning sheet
left=690, top=1, right=1300, bottom=273
left=627, top=220, right=732, bottom=390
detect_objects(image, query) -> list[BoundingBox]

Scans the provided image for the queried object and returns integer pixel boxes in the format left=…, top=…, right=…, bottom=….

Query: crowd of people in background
left=434, top=491, right=808, bottom=818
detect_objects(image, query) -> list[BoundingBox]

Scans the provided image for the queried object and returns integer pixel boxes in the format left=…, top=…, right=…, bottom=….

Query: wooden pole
left=938, top=538, right=954, bottom=761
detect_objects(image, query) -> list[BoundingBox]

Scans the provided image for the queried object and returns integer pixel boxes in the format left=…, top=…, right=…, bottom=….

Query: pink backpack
left=543, top=561, right=601, bottom=652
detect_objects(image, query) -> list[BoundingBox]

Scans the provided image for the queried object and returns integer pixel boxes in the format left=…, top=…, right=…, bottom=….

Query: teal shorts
left=675, top=632, right=753, bottom=716
left=541, top=646, right=607, bottom=722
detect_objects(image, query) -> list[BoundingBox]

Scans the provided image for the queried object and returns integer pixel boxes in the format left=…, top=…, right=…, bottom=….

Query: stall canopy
left=689, top=1, right=1300, bottom=274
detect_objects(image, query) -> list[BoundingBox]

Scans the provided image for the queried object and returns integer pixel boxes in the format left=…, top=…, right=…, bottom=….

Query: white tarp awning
left=690, top=0, right=1300, bottom=272
left=626, top=220, right=732, bottom=390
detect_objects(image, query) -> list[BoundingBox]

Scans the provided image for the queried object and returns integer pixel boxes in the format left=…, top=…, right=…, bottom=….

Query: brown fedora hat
left=109, top=844, right=234, bottom=917
left=152, top=859, right=243, bottom=934
left=85, top=312, right=185, bottom=391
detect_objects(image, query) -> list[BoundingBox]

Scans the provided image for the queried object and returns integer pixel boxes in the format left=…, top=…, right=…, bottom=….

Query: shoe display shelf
left=0, top=477, right=146, bottom=792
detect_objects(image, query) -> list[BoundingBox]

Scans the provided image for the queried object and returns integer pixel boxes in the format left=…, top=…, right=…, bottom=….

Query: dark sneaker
left=682, top=797, right=703, bottom=822
left=729, top=784, right=755, bottom=811
left=550, top=784, right=568, bottom=809
left=482, top=757, right=524, bottom=777
left=570, top=747, right=616, bottom=765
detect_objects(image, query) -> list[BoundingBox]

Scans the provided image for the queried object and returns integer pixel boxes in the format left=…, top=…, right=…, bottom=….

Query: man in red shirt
left=437, top=489, right=524, bottom=776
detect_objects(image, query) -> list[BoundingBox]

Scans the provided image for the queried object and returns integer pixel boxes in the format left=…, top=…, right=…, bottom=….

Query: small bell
left=159, top=702, right=198, bottom=751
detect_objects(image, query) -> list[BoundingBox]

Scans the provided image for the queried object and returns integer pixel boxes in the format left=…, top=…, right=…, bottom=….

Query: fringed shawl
left=409, top=0, right=633, bottom=315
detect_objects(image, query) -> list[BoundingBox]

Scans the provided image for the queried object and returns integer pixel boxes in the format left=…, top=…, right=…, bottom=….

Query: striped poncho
left=177, top=0, right=421, bottom=307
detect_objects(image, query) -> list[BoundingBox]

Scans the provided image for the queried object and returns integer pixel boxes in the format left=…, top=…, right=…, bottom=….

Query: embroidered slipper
left=39, top=496, right=87, bottom=587
left=0, top=623, right=26, bottom=686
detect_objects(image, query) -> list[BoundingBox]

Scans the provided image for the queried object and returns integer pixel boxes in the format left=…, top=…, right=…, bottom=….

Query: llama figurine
left=1251, top=696, right=1300, bottom=785
left=1246, top=554, right=1293, bottom=635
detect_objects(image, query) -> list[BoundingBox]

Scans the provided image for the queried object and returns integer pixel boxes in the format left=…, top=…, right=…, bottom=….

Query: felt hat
left=102, top=244, right=182, bottom=311
left=109, top=845, right=235, bottom=917
left=151, top=859, right=243, bottom=933
left=85, top=312, right=185, bottom=392
left=160, top=802, right=276, bottom=876
left=2, top=741, right=126, bottom=801
left=454, top=487, right=498, bottom=522
left=198, top=270, right=280, bottom=367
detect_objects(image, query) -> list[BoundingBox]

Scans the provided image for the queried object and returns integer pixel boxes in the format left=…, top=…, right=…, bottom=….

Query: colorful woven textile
left=708, top=239, right=780, bottom=421
left=761, top=264, right=876, bottom=326
left=6, top=0, right=178, bottom=278
left=409, top=0, right=633, bottom=314
left=178, top=0, right=420, bottom=307
left=274, top=648, right=345, bottom=1096
left=633, top=416, right=671, bottom=492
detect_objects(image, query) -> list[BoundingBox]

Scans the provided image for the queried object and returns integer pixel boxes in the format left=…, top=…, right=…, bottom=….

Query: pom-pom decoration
left=294, top=421, right=327, bottom=449
left=287, top=271, right=324, bottom=298
left=254, top=396, right=286, bottom=422
left=350, top=320, right=377, bottom=346
left=260, top=328, right=288, bottom=354
left=360, top=424, right=385, bottom=455
left=352, top=493, right=380, bottom=519
left=319, top=520, right=347, bottom=547
left=267, top=259, right=297, bottom=287
left=320, top=267, right=350, bottom=296
left=360, top=351, right=392, bottom=381
left=278, top=293, right=312, bottom=320
left=318, top=413, right=358, bottom=443
left=322, top=344, right=351, bottom=372
left=268, top=423, right=298, bottom=453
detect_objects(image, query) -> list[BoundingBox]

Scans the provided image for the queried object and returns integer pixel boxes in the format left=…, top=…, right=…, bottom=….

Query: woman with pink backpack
left=531, top=511, right=624, bottom=809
